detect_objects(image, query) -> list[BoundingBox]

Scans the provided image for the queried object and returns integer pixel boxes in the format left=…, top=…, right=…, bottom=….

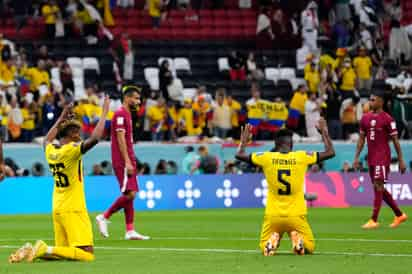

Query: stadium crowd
left=0, top=0, right=410, bottom=145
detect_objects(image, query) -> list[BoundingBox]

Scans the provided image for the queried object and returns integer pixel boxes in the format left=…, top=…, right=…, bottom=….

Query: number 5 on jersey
left=277, top=169, right=291, bottom=195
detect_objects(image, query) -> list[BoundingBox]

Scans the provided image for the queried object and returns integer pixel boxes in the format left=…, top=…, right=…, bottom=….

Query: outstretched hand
left=240, top=124, right=253, bottom=146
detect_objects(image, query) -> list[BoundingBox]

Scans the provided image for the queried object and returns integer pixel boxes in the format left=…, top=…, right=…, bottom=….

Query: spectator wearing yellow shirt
left=265, top=97, right=288, bottom=133
left=193, top=95, right=212, bottom=136
left=21, top=99, right=36, bottom=142
left=147, top=97, right=168, bottom=141
left=24, top=60, right=50, bottom=101
left=75, top=3, right=98, bottom=37
left=178, top=98, right=201, bottom=136
left=353, top=47, right=373, bottom=91
left=81, top=95, right=102, bottom=137
left=42, top=0, right=60, bottom=39
left=148, top=0, right=162, bottom=28
left=304, top=62, right=321, bottom=93
left=338, top=57, right=357, bottom=99
left=246, top=84, right=264, bottom=128
left=225, top=91, right=241, bottom=139
left=287, top=84, right=308, bottom=131
left=0, top=59, right=16, bottom=88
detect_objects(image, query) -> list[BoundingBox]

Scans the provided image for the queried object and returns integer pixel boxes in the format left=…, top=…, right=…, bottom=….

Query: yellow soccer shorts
left=259, top=215, right=315, bottom=254
left=53, top=211, right=94, bottom=247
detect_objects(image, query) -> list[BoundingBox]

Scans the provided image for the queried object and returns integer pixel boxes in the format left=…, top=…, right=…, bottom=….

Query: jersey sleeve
left=301, top=151, right=318, bottom=165
left=251, top=152, right=268, bottom=167
left=113, top=113, right=126, bottom=132
left=386, top=115, right=398, bottom=137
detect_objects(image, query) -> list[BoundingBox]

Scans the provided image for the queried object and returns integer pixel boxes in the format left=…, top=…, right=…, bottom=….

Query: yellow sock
left=50, top=247, right=95, bottom=262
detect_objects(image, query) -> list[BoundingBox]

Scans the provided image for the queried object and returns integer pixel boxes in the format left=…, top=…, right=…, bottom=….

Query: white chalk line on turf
left=1, top=245, right=412, bottom=257
left=1, top=237, right=412, bottom=244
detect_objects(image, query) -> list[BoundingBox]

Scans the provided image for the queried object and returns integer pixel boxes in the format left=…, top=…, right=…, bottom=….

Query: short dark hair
left=274, top=129, right=293, bottom=141
left=121, top=85, right=141, bottom=101
left=58, top=120, right=81, bottom=138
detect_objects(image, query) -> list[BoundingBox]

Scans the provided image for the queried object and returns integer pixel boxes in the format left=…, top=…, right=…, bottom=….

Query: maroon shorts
left=369, top=165, right=390, bottom=182
left=113, top=166, right=139, bottom=193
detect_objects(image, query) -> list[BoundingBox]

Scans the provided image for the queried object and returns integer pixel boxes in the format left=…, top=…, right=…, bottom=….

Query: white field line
left=1, top=245, right=412, bottom=257
left=1, top=237, right=412, bottom=243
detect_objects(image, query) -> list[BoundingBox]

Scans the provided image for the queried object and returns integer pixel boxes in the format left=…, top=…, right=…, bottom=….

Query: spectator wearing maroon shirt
left=353, top=91, right=408, bottom=229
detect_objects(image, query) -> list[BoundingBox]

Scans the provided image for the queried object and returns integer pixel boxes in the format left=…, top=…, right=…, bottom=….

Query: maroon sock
left=383, top=189, right=402, bottom=217
left=104, top=195, right=129, bottom=219
left=372, top=189, right=384, bottom=222
left=124, top=199, right=135, bottom=231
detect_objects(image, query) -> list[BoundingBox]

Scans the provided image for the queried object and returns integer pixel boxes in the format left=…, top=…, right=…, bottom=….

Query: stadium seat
left=144, top=67, right=160, bottom=90
left=73, top=77, right=85, bottom=100
left=83, top=57, right=100, bottom=74
left=72, top=67, right=84, bottom=80
left=264, top=68, right=280, bottom=82
left=218, top=57, right=230, bottom=72
left=174, top=57, right=191, bottom=73
left=67, top=57, right=83, bottom=70
left=279, top=68, right=296, bottom=81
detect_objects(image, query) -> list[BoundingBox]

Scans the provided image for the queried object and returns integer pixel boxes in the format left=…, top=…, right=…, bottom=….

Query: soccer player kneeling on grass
left=235, top=118, right=335, bottom=256
left=9, top=96, right=110, bottom=263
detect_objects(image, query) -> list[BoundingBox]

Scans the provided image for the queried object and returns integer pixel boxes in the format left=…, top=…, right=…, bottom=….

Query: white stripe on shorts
left=121, top=167, right=128, bottom=193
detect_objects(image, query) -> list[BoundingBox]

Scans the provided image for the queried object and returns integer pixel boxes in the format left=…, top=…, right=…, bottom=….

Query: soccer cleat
left=361, top=219, right=379, bottom=229
left=96, top=214, right=110, bottom=238
left=30, top=240, right=48, bottom=262
left=290, top=231, right=305, bottom=255
left=125, top=230, right=150, bottom=240
left=390, top=213, right=408, bottom=228
left=263, top=232, right=280, bottom=256
left=8, top=243, right=34, bottom=263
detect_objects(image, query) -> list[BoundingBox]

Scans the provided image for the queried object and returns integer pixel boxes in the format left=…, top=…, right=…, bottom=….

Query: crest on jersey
left=117, top=117, right=124, bottom=125
left=371, top=120, right=376, bottom=127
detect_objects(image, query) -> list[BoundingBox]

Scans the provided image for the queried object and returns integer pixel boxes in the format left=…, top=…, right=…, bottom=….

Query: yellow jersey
left=226, top=99, right=241, bottom=127
left=340, top=67, right=356, bottom=91
left=42, top=4, right=60, bottom=24
left=251, top=151, right=318, bottom=217
left=149, top=0, right=161, bottom=17
left=289, top=92, right=307, bottom=114
left=353, top=56, right=372, bottom=80
left=304, top=70, right=320, bottom=93
left=24, top=67, right=50, bottom=91
left=0, top=63, right=16, bottom=83
left=45, top=142, right=86, bottom=213
left=147, top=105, right=167, bottom=131
left=21, top=108, right=35, bottom=130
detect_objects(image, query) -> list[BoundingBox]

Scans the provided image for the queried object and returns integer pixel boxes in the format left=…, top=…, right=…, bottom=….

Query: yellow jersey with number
left=45, top=142, right=86, bottom=213
left=251, top=151, right=318, bottom=217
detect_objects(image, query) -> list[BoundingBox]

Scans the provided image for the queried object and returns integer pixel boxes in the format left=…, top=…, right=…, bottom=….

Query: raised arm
left=235, top=124, right=253, bottom=163
left=43, top=104, right=72, bottom=149
left=353, top=131, right=366, bottom=170
left=391, top=134, right=406, bottom=174
left=315, top=118, right=336, bottom=162
left=81, top=96, right=110, bottom=154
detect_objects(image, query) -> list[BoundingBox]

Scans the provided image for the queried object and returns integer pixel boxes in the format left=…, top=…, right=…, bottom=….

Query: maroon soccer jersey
left=111, top=106, right=136, bottom=169
left=360, top=111, right=398, bottom=166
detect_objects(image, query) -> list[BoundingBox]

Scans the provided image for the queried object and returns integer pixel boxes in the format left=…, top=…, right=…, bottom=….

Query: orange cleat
left=390, top=213, right=408, bottom=228
left=263, top=232, right=280, bottom=256
left=361, top=219, right=379, bottom=229
left=290, top=231, right=305, bottom=255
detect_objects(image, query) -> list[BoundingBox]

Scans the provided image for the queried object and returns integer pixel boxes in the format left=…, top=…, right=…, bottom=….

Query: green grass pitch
left=1, top=207, right=412, bottom=274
